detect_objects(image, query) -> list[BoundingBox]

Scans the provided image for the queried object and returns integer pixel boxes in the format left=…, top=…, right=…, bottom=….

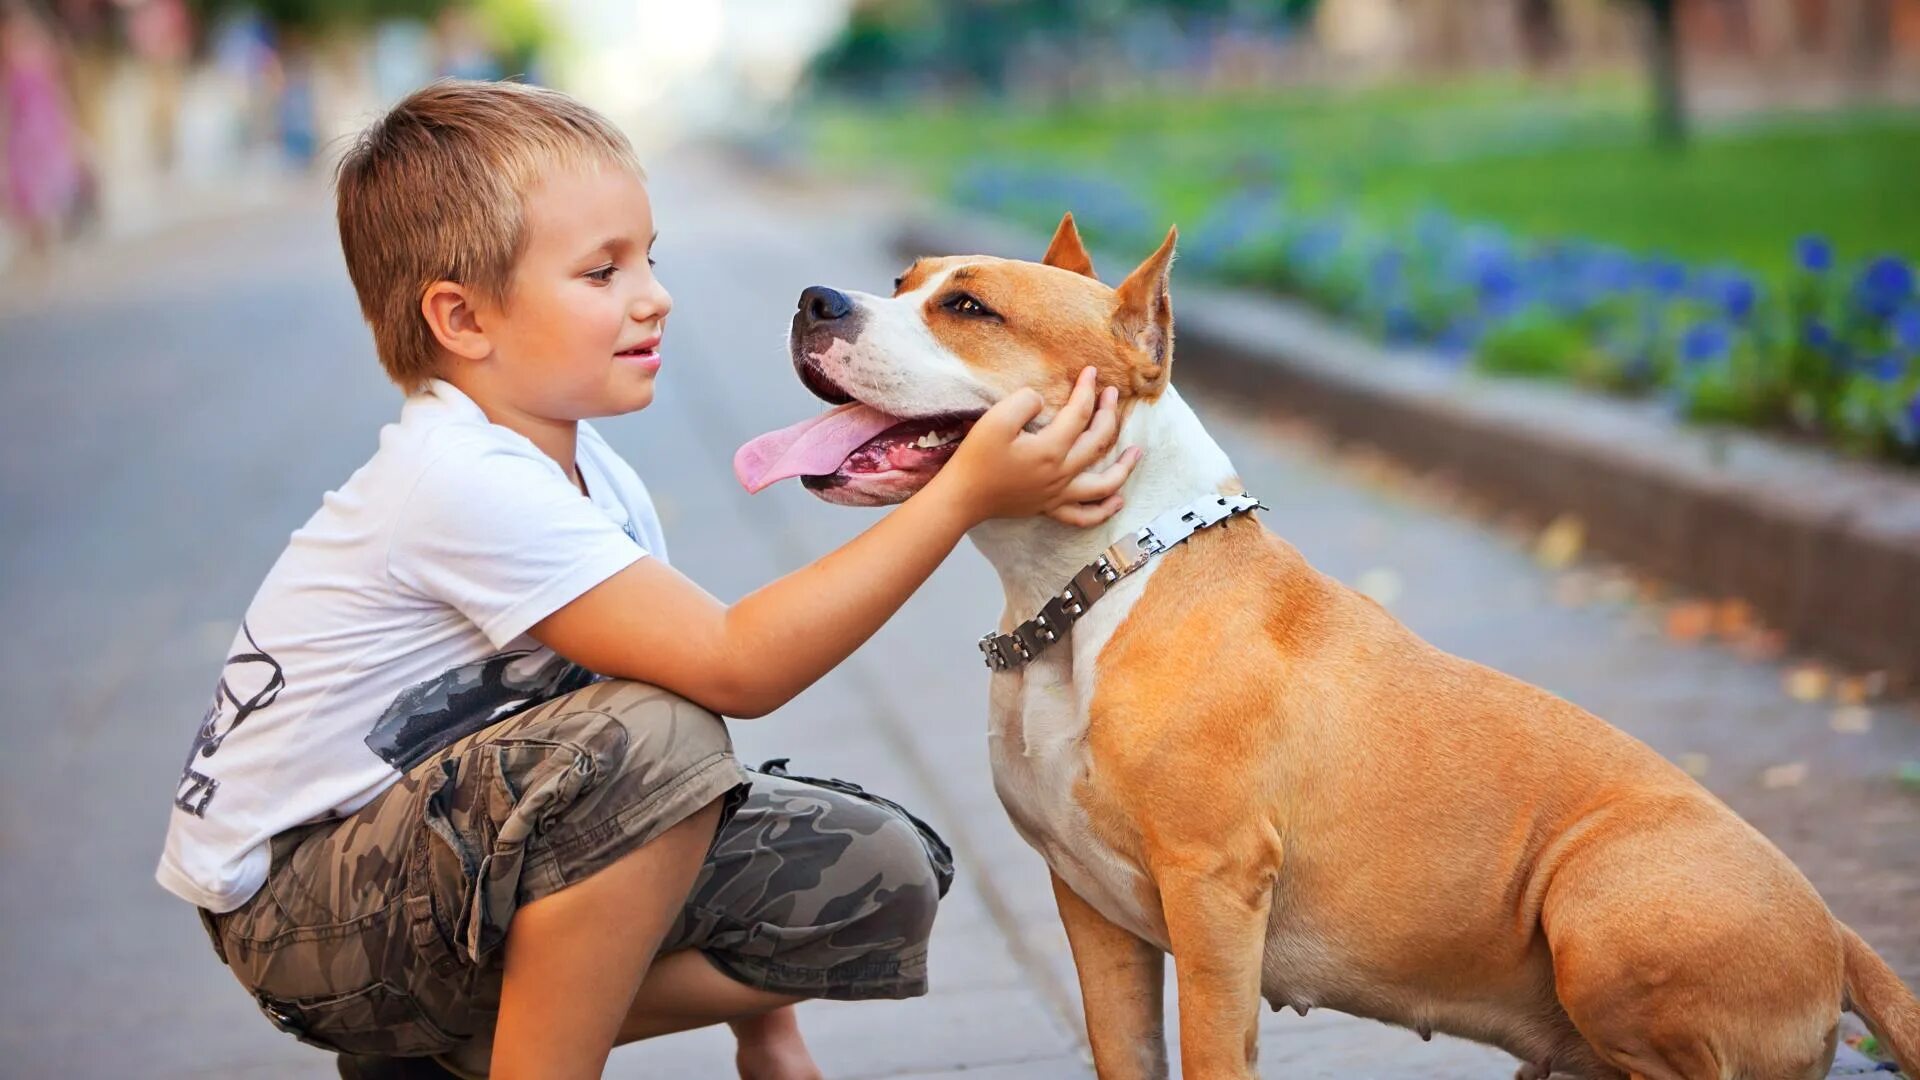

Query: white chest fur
left=984, top=562, right=1168, bottom=947
left=968, top=388, right=1239, bottom=950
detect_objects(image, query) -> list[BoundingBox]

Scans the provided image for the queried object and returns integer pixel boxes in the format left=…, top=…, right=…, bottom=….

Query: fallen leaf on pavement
left=1711, top=599, right=1755, bottom=639
left=1664, top=601, right=1714, bottom=643
left=1762, top=762, right=1809, bottom=789
left=1731, top=628, right=1787, bottom=662
left=1829, top=706, right=1873, bottom=734
left=1835, top=676, right=1870, bottom=706
left=1783, top=664, right=1830, bottom=703
left=1534, top=515, right=1585, bottom=569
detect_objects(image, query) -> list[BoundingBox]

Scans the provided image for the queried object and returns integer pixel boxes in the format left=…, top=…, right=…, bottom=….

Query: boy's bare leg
left=454, top=946, right=819, bottom=1080
left=614, top=949, right=820, bottom=1080
left=490, top=797, right=725, bottom=1080
left=616, top=949, right=802, bottom=1039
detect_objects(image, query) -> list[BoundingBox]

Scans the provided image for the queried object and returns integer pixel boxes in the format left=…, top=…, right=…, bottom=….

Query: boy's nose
left=799, top=286, right=853, bottom=325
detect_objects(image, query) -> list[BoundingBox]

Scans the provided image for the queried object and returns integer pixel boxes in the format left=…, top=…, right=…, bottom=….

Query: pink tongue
left=733, top=403, right=906, bottom=494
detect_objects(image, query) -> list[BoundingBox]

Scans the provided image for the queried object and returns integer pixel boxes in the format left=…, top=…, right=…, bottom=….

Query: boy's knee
left=861, top=817, right=942, bottom=944
left=812, top=797, right=943, bottom=948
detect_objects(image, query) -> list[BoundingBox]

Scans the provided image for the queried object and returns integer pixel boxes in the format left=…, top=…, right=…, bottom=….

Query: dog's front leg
left=1051, top=872, right=1168, bottom=1080
left=1157, top=861, right=1274, bottom=1080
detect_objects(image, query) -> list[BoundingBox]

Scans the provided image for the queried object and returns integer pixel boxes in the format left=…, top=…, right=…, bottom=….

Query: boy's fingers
left=1057, top=446, right=1140, bottom=503
left=1045, top=493, right=1124, bottom=528
left=1063, top=387, right=1121, bottom=472
left=978, top=388, right=1046, bottom=439
left=1035, top=367, right=1099, bottom=452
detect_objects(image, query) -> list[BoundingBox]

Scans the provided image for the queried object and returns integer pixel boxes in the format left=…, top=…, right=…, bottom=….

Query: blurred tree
left=810, top=0, right=944, bottom=93
left=186, top=0, right=448, bottom=36
left=811, top=0, right=1319, bottom=93
left=473, top=0, right=549, bottom=78
left=1633, top=0, right=1686, bottom=148
left=1516, top=0, right=1565, bottom=72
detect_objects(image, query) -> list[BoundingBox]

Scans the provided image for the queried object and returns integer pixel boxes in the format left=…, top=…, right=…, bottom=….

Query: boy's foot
left=335, top=1054, right=466, bottom=1080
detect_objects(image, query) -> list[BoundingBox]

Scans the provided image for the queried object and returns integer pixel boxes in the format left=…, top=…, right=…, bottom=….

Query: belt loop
left=198, top=907, right=231, bottom=966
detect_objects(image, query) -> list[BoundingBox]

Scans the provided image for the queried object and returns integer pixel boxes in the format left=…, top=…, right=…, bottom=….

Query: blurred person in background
left=2, top=0, right=88, bottom=261
left=120, top=0, right=188, bottom=172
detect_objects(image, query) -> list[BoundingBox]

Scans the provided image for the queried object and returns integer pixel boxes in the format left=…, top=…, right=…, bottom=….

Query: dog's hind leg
left=1052, top=873, right=1169, bottom=1080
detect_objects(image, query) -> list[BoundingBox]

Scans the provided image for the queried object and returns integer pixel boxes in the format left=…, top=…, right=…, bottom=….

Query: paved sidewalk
left=0, top=151, right=1911, bottom=1078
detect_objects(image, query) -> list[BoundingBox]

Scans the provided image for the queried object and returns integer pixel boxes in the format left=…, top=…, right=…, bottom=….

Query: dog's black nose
left=799, top=286, right=853, bottom=324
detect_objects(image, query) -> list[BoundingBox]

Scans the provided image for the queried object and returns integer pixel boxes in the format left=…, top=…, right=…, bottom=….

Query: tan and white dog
left=733, top=214, right=1920, bottom=1080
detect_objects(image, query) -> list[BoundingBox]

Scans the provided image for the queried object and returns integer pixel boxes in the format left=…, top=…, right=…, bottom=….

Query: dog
left=733, top=212, right=1920, bottom=1079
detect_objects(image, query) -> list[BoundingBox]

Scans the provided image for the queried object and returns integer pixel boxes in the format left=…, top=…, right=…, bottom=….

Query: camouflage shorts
left=199, top=680, right=952, bottom=1061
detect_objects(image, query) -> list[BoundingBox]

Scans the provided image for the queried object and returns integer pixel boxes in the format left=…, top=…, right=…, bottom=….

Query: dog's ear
left=1113, top=226, right=1176, bottom=396
left=1041, top=212, right=1098, bottom=280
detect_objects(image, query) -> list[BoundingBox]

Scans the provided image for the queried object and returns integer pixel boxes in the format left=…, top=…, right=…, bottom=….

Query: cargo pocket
left=254, top=982, right=459, bottom=1056
left=756, top=758, right=956, bottom=898
left=410, top=720, right=621, bottom=971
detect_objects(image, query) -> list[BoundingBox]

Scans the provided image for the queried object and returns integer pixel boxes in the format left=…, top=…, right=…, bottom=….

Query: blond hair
left=334, top=79, right=643, bottom=393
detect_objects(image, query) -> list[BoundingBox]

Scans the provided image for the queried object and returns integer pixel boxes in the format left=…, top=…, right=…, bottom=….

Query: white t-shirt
left=156, top=379, right=666, bottom=913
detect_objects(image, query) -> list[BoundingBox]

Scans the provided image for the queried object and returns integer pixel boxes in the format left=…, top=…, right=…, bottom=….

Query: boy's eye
left=586, top=265, right=617, bottom=284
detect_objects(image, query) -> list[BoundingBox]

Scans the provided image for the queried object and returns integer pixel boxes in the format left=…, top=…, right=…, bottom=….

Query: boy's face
left=479, top=164, right=669, bottom=419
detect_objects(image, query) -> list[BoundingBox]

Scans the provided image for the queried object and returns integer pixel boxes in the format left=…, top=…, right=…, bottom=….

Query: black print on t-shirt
left=175, top=623, right=286, bottom=818
left=364, top=650, right=595, bottom=772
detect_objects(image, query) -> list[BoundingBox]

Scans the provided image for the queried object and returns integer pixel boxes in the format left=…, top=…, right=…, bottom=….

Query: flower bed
left=953, top=163, right=1920, bottom=465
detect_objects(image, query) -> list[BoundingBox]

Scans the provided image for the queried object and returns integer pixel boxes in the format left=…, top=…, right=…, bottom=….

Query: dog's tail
left=1842, top=922, right=1920, bottom=1074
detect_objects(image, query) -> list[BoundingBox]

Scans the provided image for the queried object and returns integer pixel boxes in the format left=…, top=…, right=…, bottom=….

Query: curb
left=894, top=212, right=1920, bottom=694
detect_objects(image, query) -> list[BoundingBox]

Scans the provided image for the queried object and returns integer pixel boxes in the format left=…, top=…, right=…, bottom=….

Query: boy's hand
left=937, top=366, right=1142, bottom=527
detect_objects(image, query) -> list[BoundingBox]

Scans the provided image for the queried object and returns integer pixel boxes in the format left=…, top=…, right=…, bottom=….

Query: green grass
left=805, top=80, right=1920, bottom=276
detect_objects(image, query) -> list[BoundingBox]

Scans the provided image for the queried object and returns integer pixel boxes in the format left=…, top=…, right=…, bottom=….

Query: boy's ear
left=421, top=281, right=491, bottom=362
left=1041, top=212, right=1098, bottom=280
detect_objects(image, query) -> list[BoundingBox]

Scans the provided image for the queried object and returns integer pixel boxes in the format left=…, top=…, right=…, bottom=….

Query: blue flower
left=1796, top=235, right=1833, bottom=273
left=1803, top=318, right=1834, bottom=349
left=1681, top=322, right=1732, bottom=365
left=1436, top=318, right=1481, bottom=359
left=1383, top=304, right=1419, bottom=342
left=1895, top=308, right=1920, bottom=353
left=1869, top=354, right=1906, bottom=383
left=1369, top=248, right=1402, bottom=288
left=1908, top=392, right=1920, bottom=439
left=1589, top=249, right=1637, bottom=293
left=1856, top=256, right=1916, bottom=319
left=1646, top=259, right=1687, bottom=297
left=1720, top=275, right=1758, bottom=321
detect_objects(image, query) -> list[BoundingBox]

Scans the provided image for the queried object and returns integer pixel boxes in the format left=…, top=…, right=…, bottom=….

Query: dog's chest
left=984, top=567, right=1167, bottom=948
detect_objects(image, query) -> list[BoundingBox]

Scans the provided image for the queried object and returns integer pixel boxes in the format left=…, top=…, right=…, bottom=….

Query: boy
left=156, top=80, right=1138, bottom=1080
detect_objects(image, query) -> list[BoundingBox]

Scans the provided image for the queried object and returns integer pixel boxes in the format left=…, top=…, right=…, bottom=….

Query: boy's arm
left=530, top=369, right=1137, bottom=718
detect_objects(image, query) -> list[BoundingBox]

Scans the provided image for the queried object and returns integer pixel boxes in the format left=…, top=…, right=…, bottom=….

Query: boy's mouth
left=616, top=334, right=662, bottom=369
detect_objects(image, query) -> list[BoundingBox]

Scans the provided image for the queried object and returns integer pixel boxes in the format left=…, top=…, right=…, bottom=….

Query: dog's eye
left=946, top=293, right=995, bottom=318
left=892, top=275, right=906, bottom=293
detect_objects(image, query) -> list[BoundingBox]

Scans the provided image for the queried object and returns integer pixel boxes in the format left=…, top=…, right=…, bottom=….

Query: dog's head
left=733, top=213, right=1177, bottom=506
